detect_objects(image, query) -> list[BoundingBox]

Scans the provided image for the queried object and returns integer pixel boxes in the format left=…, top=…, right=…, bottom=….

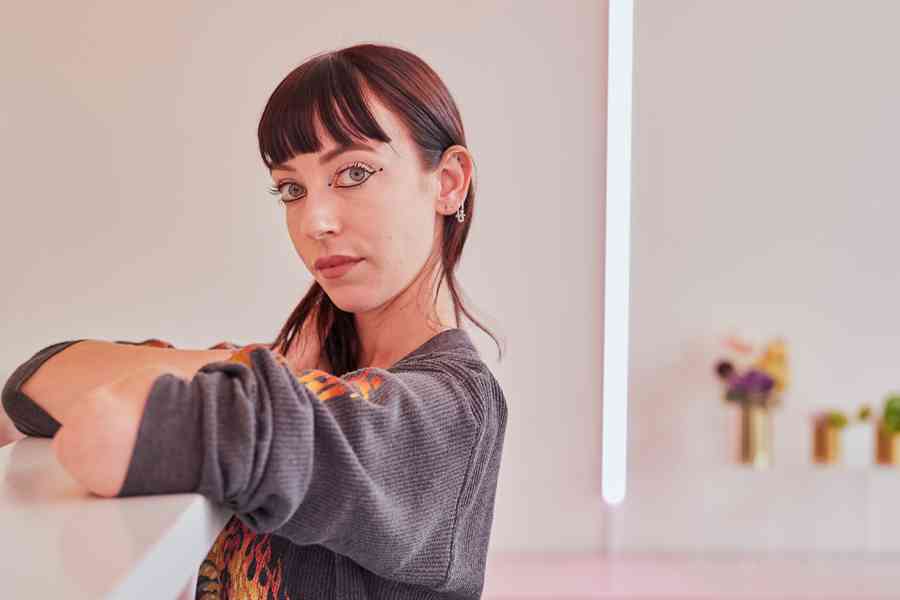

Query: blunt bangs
left=258, top=55, right=393, bottom=171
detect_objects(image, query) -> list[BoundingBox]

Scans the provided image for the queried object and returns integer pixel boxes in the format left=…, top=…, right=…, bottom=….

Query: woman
left=1, top=43, right=507, bottom=599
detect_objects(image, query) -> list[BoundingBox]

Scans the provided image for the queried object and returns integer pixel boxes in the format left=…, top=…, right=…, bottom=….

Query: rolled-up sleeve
left=0, top=338, right=222, bottom=438
left=116, top=344, right=491, bottom=589
left=1, top=340, right=88, bottom=438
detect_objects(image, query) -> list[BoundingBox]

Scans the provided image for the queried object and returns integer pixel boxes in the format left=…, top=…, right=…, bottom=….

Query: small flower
left=715, top=360, right=735, bottom=380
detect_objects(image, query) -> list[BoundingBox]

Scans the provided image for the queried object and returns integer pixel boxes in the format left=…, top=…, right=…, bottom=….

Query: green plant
left=883, top=394, right=900, bottom=434
left=826, top=410, right=848, bottom=428
left=858, top=405, right=872, bottom=421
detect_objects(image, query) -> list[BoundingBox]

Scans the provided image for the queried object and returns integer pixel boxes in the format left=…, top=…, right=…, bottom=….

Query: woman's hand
left=220, top=316, right=332, bottom=377
left=207, top=340, right=242, bottom=351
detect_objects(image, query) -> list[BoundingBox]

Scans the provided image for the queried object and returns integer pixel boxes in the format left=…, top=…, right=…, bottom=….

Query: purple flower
left=728, top=369, right=775, bottom=396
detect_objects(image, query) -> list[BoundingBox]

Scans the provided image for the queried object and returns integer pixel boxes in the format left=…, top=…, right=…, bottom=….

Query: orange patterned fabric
left=197, top=516, right=293, bottom=600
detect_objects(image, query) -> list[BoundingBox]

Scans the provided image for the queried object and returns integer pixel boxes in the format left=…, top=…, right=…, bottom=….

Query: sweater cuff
left=1, top=340, right=88, bottom=438
left=117, top=374, right=203, bottom=497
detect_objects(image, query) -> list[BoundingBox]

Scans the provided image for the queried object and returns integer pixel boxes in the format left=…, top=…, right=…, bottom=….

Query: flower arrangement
left=714, top=336, right=789, bottom=409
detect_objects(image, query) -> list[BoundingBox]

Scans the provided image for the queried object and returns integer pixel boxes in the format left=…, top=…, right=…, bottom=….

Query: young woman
left=1, top=44, right=507, bottom=599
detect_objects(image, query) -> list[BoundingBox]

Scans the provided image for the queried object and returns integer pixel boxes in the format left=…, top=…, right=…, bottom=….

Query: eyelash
left=268, top=161, right=381, bottom=204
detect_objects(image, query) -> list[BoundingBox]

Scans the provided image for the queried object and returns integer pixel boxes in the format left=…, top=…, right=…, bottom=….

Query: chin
left=324, top=292, right=378, bottom=315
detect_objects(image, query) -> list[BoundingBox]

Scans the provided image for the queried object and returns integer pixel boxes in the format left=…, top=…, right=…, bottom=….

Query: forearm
left=20, top=340, right=233, bottom=426
left=52, top=365, right=175, bottom=497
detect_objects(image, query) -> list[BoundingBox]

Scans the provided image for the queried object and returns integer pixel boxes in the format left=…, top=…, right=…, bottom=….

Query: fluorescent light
left=602, top=0, right=633, bottom=506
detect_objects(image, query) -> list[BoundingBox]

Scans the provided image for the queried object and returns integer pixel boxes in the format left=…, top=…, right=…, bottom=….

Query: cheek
left=285, top=221, right=315, bottom=270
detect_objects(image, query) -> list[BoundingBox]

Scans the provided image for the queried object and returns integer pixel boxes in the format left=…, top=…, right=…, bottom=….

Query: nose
left=298, top=187, right=342, bottom=241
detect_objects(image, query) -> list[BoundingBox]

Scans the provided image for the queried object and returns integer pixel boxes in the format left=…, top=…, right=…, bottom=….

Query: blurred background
left=3, top=0, right=900, bottom=597
left=619, top=0, right=900, bottom=556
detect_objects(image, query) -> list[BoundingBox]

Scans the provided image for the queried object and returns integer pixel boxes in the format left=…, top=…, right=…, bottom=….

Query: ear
left=434, top=145, right=474, bottom=217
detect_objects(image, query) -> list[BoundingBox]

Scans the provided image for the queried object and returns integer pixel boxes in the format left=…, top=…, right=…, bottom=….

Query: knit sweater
left=1, top=328, right=507, bottom=599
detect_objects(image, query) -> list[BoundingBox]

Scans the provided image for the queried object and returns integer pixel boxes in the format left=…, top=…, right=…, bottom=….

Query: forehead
left=317, top=95, right=404, bottom=149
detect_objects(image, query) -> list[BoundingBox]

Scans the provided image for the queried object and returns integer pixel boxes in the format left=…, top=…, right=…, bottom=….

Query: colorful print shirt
left=1, top=328, right=507, bottom=599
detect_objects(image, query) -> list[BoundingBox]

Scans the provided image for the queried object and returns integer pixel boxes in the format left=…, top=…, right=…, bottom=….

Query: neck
left=354, top=266, right=456, bottom=370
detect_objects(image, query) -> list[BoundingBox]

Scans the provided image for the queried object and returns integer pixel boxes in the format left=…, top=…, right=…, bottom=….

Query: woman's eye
left=333, top=162, right=379, bottom=188
left=269, top=182, right=305, bottom=203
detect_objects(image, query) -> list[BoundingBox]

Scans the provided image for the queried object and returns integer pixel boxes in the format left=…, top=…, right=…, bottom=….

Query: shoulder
left=390, top=346, right=506, bottom=429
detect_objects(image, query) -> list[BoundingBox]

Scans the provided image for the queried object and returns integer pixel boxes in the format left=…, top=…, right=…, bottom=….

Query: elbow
left=51, top=384, right=146, bottom=498
left=51, top=425, right=123, bottom=497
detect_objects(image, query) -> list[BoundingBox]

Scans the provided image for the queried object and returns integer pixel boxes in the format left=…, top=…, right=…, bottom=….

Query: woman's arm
left=52, top=365, right=177, bottom=496
left=20, top=341, right=233, bottom=427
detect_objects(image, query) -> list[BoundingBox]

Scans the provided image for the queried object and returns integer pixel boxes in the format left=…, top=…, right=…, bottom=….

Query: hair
left=257, top=43, right=502, bottom=375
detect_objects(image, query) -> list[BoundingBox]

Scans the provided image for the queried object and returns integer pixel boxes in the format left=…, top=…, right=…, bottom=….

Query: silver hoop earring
left=456, top=201, right=466, bottom=223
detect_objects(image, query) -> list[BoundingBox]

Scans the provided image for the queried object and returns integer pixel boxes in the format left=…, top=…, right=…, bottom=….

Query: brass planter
left=813, top=420, right=841, bottom=464
left=738, top=404, right=771, bottom=468
left=876, top=420, right=900, bottom=465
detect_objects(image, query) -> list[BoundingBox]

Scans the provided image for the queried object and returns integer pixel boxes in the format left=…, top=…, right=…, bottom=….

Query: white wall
left=615, top=0, right=900, bottom=553
left=0, top=1, right=610, bottom=553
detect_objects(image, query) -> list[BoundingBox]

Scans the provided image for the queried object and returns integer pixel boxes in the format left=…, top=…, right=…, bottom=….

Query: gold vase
left=813, top=420, right=841, bottom=464
left=876, top=420, right=900, bottom=466
left=738, top=403, right=771, bottom=468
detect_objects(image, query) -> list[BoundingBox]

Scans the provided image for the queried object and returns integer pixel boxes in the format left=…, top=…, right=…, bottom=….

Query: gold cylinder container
left=812, top=420, right=841, bottom=464
left=876, top=420, right=900, bottom=466
left=738, top=404, right=771, bottom=468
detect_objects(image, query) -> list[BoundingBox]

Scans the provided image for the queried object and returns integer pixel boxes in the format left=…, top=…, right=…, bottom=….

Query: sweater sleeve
left=1, top=340, right=88, bottom=438
left=0, top=338, right=243, bottom=438
left=116, top=344, right=488, bottom=589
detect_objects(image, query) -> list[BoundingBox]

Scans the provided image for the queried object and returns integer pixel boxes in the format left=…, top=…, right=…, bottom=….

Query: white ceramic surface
left=0, top=437, right=233, bottom=599
left=844, top=423, right=876, bottom=468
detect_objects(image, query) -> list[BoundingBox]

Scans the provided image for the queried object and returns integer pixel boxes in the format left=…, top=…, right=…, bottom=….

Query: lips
left=318, top=258, right=363, bottom=280
left=315, top=255, right=363, bottom=270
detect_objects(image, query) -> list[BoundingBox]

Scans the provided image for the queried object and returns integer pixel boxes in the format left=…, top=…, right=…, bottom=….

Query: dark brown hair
left=258, top=43, right=502, bottom=374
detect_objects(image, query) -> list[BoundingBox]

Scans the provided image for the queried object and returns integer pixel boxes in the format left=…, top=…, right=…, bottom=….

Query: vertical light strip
left=602, top=0, right=633, bottom=506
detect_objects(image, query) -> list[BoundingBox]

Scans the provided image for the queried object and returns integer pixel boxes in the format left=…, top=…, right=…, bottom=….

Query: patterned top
left=1, top=328, right=507, bottom=599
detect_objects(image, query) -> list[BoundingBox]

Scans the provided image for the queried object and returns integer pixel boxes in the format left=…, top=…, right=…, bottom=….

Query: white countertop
left=8, top=437, right=899, bottom=599
left=0, top=437, right=233, bottom=599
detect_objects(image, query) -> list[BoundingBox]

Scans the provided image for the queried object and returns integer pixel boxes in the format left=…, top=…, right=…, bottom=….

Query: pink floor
left=482, top=552, right=900, bottom=599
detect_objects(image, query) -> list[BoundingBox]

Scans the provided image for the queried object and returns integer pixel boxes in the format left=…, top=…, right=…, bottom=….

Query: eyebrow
left=270, top=142, right=377, bottom=173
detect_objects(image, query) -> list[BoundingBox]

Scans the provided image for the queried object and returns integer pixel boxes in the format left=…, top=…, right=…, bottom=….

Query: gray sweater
left=1, top=328, right=507, bottom=599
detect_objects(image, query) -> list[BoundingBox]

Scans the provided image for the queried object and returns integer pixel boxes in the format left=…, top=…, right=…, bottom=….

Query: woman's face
left=269, top=97, right=443, bottom=316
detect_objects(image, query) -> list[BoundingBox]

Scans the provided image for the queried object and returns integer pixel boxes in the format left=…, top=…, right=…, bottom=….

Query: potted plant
left=714, top=336, right=789, bottom=468
left=876, top=393, right=900, bottom=466
left=812, top=410, right=848, bottom=465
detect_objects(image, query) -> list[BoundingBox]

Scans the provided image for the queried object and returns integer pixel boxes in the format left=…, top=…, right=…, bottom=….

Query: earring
left=443, top=202, right=466, bottom=223
left=456, top=200, right=466, bottom=223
